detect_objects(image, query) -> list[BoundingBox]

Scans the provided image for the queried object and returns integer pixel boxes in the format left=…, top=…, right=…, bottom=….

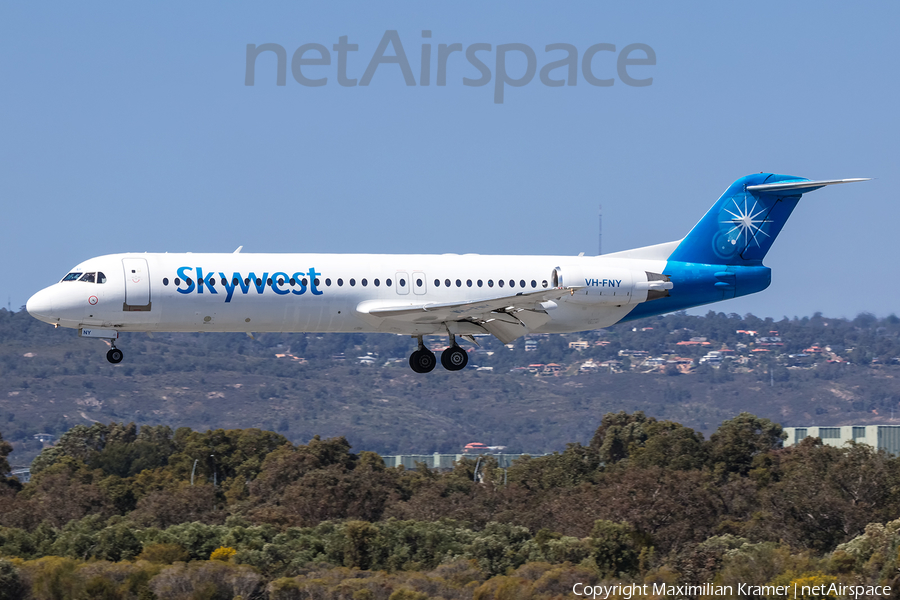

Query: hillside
left=2, top=308, right=900, bottom=465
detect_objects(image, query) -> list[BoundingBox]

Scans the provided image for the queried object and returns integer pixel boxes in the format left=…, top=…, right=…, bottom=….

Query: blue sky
left=2, top=2, right=897, bottom=319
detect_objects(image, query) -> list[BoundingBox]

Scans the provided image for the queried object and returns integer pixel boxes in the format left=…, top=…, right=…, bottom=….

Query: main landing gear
left=409, top=335, right=469, bottom=373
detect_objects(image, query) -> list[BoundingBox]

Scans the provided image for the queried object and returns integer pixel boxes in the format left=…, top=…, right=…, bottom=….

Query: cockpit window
left=97, top=272, right=106, bottom=284
left=79, top=273, right=96, bottom=283
left=62, top=272, right=82, bottom=282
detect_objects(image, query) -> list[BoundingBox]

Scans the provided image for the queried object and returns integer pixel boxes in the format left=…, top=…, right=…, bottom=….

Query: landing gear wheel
left=409, top=349, right=436, bottom=373
left=441, top=346, right=468, bottom=371
left=107, top=348, right=124, bottom=364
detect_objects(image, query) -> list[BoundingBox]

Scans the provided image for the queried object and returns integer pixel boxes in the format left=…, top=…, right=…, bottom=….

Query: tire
left=409, top=351, right=423, bottom=373
left=441, top=346, right=468, bottom=371
left=410, top=349, right=436, bottom=373
left=107, top=348, right=124, bottom=364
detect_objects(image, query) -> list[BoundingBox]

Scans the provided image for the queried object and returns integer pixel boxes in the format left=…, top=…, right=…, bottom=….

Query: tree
left=588, top=520, right=644, bottom=578
left=0, top=431, right=12, bottom=476
left=707, top=413, right=785, bottom=477
left=0, top=559, right=25, bottom=600
left=589, top=411, right=653, bottom=464
left=0, top=431, right=15, bottom=490
left=588, top=412, right=707, bottom=471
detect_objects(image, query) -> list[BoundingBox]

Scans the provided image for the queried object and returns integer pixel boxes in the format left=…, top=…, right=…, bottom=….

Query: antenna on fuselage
left=234, top=246, right=243, bottom=253
left=598, top=204, right=603, bottom=255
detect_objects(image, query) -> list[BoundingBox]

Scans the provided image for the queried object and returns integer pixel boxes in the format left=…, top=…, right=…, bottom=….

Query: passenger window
left=456, top=279, right=462, bottom=287
left=542, top=280, right=548, bottom=288
left=350, top=278, right=356, bottom=286
left=467, top=279, right=472, bottom=287
left=326, top=278, right=332, bottom=286
left=498, top=280, right=504, bottom=288
left=361, top=278, right=368, bottom=286
left=520, top=280, right=526, bottom=288
left=79, top=273, right=96, bottom=283
left=338, top=278, right=344, bottom=286
left=374, top=279, right=380, bottom=287
left=220, top=278, right=227, bottom=286
left=314, top=278, right=320, bottom=286
left=508, top=280, right=514, bottom=287
left=209, top=278, right=215, bottom=286
left=302, top=278, right=308, bottom=286
left=386, top=278, right=392, bottom=287
left=531, top=280, right=537, bottom=288
left=400, top=279, right=406, bottom=287
left=174, top=278, right=181, bottom=285
left=434, top=279, right=440, bottom=287
left=416, top=278, right=423, bottom=287
left=444, top=279, right=451, bottom=287
left=234, top=278, right=240, bottom=285
left=488, top=280, right=494, bottom=287
left=97, top=272, right=107, bottom=284
left=478, top=280, right=483, bottom=287
left=290, top=278, right=296, bottom=286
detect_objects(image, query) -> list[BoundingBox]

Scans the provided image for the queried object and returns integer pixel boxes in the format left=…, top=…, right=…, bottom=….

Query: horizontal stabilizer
left=746, top=178, right=870, bottom=193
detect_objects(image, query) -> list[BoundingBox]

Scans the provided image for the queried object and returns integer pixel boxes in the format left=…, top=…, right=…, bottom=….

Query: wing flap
left=358, top=287, right=579, bottom=321
left=356, top=287, right=578, bottom=344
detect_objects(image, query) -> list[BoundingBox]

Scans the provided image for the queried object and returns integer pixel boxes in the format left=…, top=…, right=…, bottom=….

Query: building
left=381, top=452, right=542, bottom=470
left=784, top=425, right=900, bottom=455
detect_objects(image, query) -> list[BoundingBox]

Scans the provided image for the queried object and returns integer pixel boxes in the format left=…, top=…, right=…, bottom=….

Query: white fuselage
left=26, top=252, right=668, bottom=338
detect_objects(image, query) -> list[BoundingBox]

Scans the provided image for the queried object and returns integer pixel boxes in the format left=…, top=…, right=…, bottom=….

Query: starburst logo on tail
left=720, top=197, right=773, bottom=248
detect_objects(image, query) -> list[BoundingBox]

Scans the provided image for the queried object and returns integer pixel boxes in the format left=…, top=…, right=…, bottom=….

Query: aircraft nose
left=26, top=287, right=55, bottom=321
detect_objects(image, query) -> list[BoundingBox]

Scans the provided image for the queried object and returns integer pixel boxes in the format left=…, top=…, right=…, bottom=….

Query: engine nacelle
left=553, top=266, right=672, bottom=305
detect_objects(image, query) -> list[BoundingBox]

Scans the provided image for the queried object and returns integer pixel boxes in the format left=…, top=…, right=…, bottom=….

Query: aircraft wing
left=356, top=287, right=581, bottom=344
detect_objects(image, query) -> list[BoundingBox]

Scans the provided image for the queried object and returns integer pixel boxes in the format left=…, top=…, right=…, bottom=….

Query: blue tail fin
left=668, top=174, right=868, bottom=266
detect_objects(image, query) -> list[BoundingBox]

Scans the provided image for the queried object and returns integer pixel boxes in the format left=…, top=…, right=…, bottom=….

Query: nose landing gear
left=79, top=327, right=123, bottom=364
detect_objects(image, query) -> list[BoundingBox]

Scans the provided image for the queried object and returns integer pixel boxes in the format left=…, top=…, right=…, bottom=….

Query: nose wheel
left=106, top=347, right=124, bottom=364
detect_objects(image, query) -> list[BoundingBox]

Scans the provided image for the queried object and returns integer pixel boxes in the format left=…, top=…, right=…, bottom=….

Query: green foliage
left=137, top=542, right=190, bottom=564
left=590, top=411, right=653, bottom=463
left=0, top=431, right=12, bottom=481
left=587, top=520, right=643, bottom=578
left=0, top=558, right=25, bottom=600
left=148, top=560, right=263, bottom=600
left=507, top=444, right=598, bottom=490
left=708, top=412, right=785, bottom=477
left=5, top=412, right=900, bottom=593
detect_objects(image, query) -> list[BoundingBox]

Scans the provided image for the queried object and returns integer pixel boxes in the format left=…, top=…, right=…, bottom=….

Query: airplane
left=26, top=173, right=868, bottom=373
